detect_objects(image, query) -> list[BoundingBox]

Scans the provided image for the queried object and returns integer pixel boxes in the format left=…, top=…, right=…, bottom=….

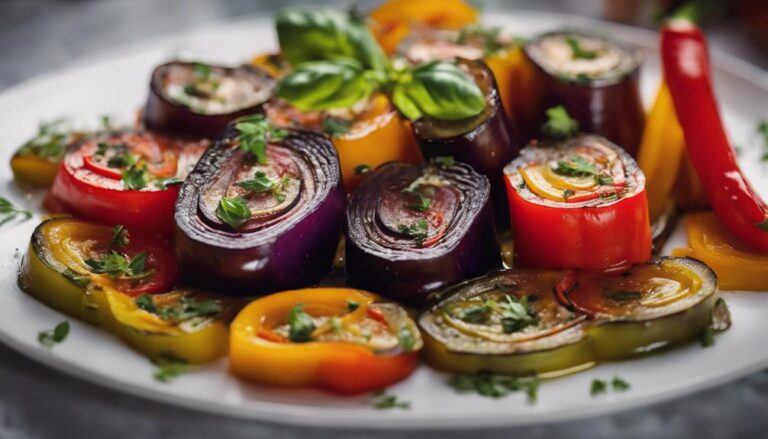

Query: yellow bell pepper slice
left=672, top=212, right=768, bottom=291
left=636, top=79, right=686, bottom=222
left=229, top=288, right=422, bottom=394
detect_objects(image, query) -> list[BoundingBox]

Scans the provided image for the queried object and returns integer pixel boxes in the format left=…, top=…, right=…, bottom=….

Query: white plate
left=1, top=11, right=767, bottom=430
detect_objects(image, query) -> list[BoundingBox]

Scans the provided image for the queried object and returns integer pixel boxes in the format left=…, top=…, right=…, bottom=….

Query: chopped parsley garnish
left=456, top=24, right=504, bottom=55
left=152, top=353, right=189, bottom=383
left=193, top=63, right=211, bottom=80
left=111, top=225, right=130, bottom=248
left=38, top=320, right=70, bottom=349
left=235, top=115, right=288, bottom=165
left=122, top=164, right=149, bottom=190
left=371, top=390, right=410, bottom=410
left=321, top=116, right=353, bottom=136
left=135, top=294, right=221, bottom=323
left=435, top=156, right=456, bottom=167
left=565, top=36, right=598, bottom=60
left=237, top=172, right=291, bottom=203
left=498, top=295, right=538, bottom=334
left=398, top=326, right=416, bottom=352
left=398, top=218, right=429, bottom=247
left=607, top=291, right=641, bottom=302
left=17, top=119, right=78, bottom=160
left=346, top=299, right=360, bottom=312
left=135, top=294, right=157, bottom=313
left=0, top=197, right=32, bottom=227
left=554, top=155, right=597, bottom=177
left=596, top=174, right=614, bottom=185
left=354, top=164, right=371, bottom=175
left=590, top=379, right=607, bottom=396
left=452, top=299, right=496, bottom=324
left=562, top=189, right=575, bottom=201
left=287, top=303, right=315, bottom=343
left=611, top=376, right=631, bottom=391
left=408, top=193, right=432, bottom=212
left=107, top=151, right=137, bottom=169
left=449, top=371, right=539, bottom=403
left=600, top=192, right=620, bottom=202
left=216, top=196, right=251, bottom=228
left=85, top=251, right=152, bottom=280
left=541, top=105, right=579, bottom=140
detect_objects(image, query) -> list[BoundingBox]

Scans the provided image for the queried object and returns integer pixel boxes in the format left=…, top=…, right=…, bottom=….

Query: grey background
left=1, top=1, right=767, bottom=438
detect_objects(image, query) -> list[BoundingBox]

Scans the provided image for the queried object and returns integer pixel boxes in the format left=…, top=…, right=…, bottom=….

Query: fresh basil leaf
left=275, top=60, right=374, bottom=111
left=276, top=9, right=388, bottom=71
left=393, top=61, right=486, bottom=121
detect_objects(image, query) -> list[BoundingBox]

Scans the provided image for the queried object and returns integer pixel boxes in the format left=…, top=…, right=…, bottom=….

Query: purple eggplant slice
left=411, top=58, right=519, bottom=222
left=345, top=159, right=501, bottom=301
left=144, top=61, right=274, bottom=139
left=174, top=125, right=345, bottom=295
left=516, top=31, right=645, bottom=156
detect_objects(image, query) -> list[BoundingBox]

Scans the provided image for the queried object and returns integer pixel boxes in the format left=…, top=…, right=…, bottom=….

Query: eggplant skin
left=174, top=127, right=346, bottom=296
left=517, top=31, right=645, bottom=156
left=143, top=61, right=274, bottom=139
left=345, top=161, right=501, bottom=302
left=412, top=58, right=519, bottom=221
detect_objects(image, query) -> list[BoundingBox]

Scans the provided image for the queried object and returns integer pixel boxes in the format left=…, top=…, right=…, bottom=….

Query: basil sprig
left=392, top=60, right=486, bottom=121
left=276, top=59, right=485, bottom=121
left=274, top=60, right=377, bottom=112
left=276, top=9, right=389, bottom=72
left=273, top=9, right=486, bottom=121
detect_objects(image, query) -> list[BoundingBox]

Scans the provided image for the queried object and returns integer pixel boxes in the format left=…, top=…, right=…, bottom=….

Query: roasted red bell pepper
left=504, top=134, right=651, bottom=271
left=47, top=130, right=207, bottom=235
left=662, top=18, right=768, bottom=252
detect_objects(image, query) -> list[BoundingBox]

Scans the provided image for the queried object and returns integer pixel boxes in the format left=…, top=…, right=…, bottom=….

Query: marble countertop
left=1, top=1, right=767, bottom=438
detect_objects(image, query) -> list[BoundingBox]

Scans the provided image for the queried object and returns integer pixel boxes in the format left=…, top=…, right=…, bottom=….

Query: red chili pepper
left=662, top=18, right=768, bottom=252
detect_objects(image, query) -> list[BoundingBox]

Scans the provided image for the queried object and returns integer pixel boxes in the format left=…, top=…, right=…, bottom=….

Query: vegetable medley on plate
left=6, top=0, right=768, bottom=407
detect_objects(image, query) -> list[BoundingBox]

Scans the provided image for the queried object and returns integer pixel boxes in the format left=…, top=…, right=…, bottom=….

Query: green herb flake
left=152, top=353, right=190, bottom=383
left=321, top=117, right=353, bottom=136
left=347, top=299, right=360, bottom=312
left=611, top=376, right=631, bottom=392
left=0, top=197, right=32, bottom=227
left=193, top=63, right=211, bottom=80
left=397, top=218, right=429, bottom=247
left=62, top=269, right=90, bottom=288
left=590, top=379, right=607, bottom=396
left=398, top=326, right=416, bottom=352
left=452, top=299, right=496, bottom=324
left=371, top=390, right=410, bottom=410
left=122, top=164, right=149, bottom=190
left=156, top=297, right=222, bottom=323
left=216, top=196, right=252, bottom=229
left=237, top=171, right=276, bottom=193
left=288, top=303, right=315, bottom=343
left=354, top=164, right=372, bottom=175
left=135, top=294, right=157, bottom=314
left=541, top=105, right=579, bottom=140
left=434, top=156, right=456, bottom=167
left=562, top=189, right=575, bottom=201
left=499, top=295, right=538, bottom=334
left=235, top=115, right=288, bottom=165
left=448, top=371, right=539, bottom=403
left=111, top=225, right=130, bottom=248
left=408, top=193, right=432, bottom=212
left=38, top=320, right=70, bottom=348
left=565, top=36, right=598, bottom=60
left=85, top=251, right=152, bottom=281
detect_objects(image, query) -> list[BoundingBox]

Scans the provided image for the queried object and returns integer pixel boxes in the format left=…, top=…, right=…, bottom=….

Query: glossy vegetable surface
left=504, top=134, right=651, bottom=271
left=143, top=61, right=274, bottom=139
left=47, top=130, right=207, bottom=235
left=420, top=257, right=724, bottom=376
left=369, top=0, right=478, bottom=55
left=662, top=18, right=768, bottom=252
left=174, top=125, right=346, bottom=295
left=514, top=31, right=645, bottom=156
left=267, top=93, right=422, bottom=191
left=19, top=219, right=236, bottom=363
left=412, top=58, right=519, bottom=219
left=10, top=120, right=89, bottom=188
left=346, top=159, right=500, bottom=301
left=229, top=288, right=422, bottom=394
left=673, top=213, right=768, bottom=291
